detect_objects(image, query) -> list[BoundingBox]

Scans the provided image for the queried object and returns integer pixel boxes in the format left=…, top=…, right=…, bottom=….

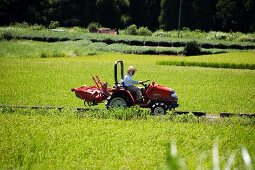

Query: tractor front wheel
left=151, top=103, right=167, bottom=115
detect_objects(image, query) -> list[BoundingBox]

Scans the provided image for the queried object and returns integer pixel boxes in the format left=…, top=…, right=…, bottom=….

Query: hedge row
left=1, top=27, right=255, bottom=51
left=86, top=43, right=228, bottom=55
left=157, top=61, right=255, bottom=70
left=89, top=37, right=255, bottom=50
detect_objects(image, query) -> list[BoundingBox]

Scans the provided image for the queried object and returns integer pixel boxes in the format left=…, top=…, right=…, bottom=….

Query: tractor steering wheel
left=140, top=80, right=150, bottom=88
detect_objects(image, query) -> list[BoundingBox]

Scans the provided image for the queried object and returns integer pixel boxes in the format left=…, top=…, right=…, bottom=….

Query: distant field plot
left=157, top=52, right=255, bottom=69
left=0, top=52, right=255, bottom=113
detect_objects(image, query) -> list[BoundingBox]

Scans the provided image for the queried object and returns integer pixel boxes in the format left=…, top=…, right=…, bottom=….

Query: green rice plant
left=0, top=52, right=255, bottom=113
left=0, top=40, right=93, bottom=58
left=158, top=61, right=255, bottom=70
left=0, top=110, right=254, bottom=169
left=157, top=52, right=255, bottom=69
left=163, top=141, right=186, bottom=170
left=40, top=51, right=66, bottom=58
left=164, top=140, right=254, bottom=170
left=241, top=146, right=253, bottom=170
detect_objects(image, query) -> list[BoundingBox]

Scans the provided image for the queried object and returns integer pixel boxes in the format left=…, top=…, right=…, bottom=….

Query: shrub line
left=1, top=28, right=255, bottom=50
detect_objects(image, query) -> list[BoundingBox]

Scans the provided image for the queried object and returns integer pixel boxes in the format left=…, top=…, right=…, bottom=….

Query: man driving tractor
left=123, top=66, right=143, bottom=102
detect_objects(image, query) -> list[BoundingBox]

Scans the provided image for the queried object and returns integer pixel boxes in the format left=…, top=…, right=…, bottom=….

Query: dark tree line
left=0, top=0, right=254, bottom=32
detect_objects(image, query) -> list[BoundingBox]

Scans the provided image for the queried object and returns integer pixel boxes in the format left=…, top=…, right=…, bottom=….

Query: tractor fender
left=110, top=89, right=135, bottom=104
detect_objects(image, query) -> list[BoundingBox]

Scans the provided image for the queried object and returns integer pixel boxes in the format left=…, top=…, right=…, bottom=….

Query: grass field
left=0, top=51, right=255, bottom=113
left=0, top=109, right=254, bottom=169
left=0, top=38, right=255, bottom=169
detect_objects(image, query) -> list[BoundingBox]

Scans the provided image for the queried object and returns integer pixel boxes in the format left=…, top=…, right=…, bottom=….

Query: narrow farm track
left=1, top=105, right=255, bottom=119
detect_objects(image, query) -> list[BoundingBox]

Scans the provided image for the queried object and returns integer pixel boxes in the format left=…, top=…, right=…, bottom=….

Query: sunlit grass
left=157, top=52, right=255, bottom=69
left=0, top=52, right=255, bottom=113
left=0, top=110, right=254, bottom=169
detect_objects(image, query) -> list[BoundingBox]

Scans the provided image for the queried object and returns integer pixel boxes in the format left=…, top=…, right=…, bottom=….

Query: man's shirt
left=123, top=73, right=139, bottom=87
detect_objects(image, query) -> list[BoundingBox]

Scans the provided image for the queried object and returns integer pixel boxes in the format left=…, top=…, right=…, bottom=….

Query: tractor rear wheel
left=107, top=95, right=131, bottom=109
left=151, top=103, right=167, bottom=115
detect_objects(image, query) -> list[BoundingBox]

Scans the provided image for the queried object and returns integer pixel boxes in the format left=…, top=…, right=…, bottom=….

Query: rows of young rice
left=157, top=52, right=255, bottom=69
left=0, top=109, right=254, bottom=169
left=0, top=53, right=255, bottom=113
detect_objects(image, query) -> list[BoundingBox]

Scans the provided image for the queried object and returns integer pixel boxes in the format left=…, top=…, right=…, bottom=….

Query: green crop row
left=1, top=27, right=255, bottom=51
left=157, top=52, right=255, bottom=70
left=158, top=61, right=255, bottom=70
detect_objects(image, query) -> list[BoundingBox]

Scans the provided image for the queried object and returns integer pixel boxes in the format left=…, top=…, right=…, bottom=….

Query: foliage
left=183, top=41, right=201, bottom=56
left=137, top=26, right=152, bottom=36
left=87, top=22, right=101, bottom=33
left=125, top=24, right=138, bottom=35
left=48, top=21, right=59, bottom=29
left=0, top=31, right=12, bottom=40
left=0, top=0, right=254, bottom=32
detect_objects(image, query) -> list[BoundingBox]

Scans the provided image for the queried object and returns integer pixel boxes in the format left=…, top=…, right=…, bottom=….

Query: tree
left=216, top=0, right=255, bottom=32
left=129, top=0, right=160, bottom=30
left=95, top=0, right=130, bottom=28
left=159, top=0, right=179, bottom=30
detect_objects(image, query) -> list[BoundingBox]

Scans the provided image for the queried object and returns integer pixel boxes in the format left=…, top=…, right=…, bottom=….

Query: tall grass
left=163, top=140, right=254, bottom=170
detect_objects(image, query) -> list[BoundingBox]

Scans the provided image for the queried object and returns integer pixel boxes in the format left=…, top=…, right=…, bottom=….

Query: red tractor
left=105, top=60, right=178, bottom=115
left=71, top=60, right=179, bottom=115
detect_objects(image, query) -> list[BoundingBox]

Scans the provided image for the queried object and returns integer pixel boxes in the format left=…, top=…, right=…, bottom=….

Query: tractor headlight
left=170, top=90, right=178, bottom=98
left=171, top=92, right=177, bottom=98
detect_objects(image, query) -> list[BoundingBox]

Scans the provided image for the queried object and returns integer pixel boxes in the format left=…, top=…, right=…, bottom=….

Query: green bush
left=237, top=34, right=255, bottom=42
left=137, top=26, right=152, bottom=36
left=49, top=21, right=60, bottom=29
left=126, top=24, right=138, bottom=35
left=31, top=24, right=46, bottom=30
left=206, top=31, right=228, bottom=40
left=87, top=22, right=101, bottom=33
left=0, top=31, right=13, bottom=40
left=183, top=41, right=201, bottom=56
left=11, top=22, right=30, bottom=28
